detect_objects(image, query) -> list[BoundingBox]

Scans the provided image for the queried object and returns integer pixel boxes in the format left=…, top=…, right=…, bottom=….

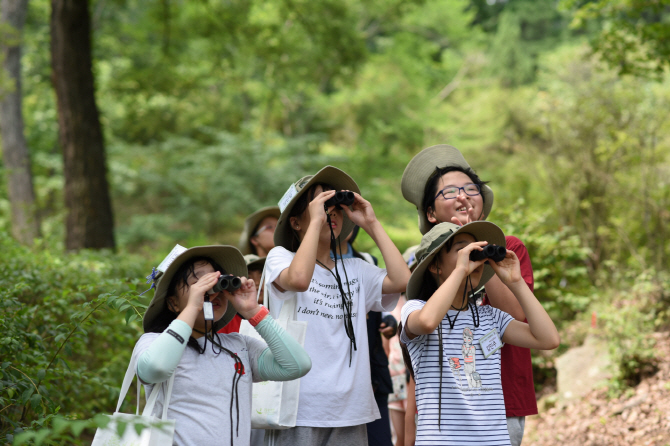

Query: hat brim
left=274, top=166, right=361, bottom=251
left=401, top=144, right=494, bottom=234
left=246, top=257, right=266, bottom=270
left=406, top=221, right=506, bottom=301
left=402, top=245, right=419, bottom=272
left=143, top=245, right=248, bottom=333
left=238, top=206, right=281, bottom=255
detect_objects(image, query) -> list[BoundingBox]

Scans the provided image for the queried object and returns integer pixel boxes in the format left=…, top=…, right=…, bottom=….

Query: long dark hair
left=421, top=165, right=488, bottom=228
left=397, top=321, right=415, bottom=381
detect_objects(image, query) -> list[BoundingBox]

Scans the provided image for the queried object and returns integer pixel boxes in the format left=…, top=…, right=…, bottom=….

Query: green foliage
left=92, top=0, right=371, bottom=143
left=11, top=414, right=159, bottom=446
left=489, top=200, right=595, bottom=326
left=487, top=0, right=573, bottom=86
left=0, top=232, right=149, bottom=444
left=324, top=0, right=483, bottom=154
left=595, top=268, right=670, bottom=393
left=561, top=0, right=670, bottom=77
left=3, top=0, right=670, bottom=428
left=506, top=45, right=670, bottom=278
left=109, top=130, right=338, bottom=250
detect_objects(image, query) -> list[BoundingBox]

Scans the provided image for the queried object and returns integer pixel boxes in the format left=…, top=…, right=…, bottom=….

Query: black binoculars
left=469, top=244, right=506, bottom=263
left=324, top=191, right=355, bottom=209
left=208, top=274, right=242, bottom=294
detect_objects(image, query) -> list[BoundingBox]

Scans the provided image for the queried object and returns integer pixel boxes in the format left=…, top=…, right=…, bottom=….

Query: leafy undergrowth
left=0, top=233, right=150, bottom=445
left=526, top=331, right=670, bottom=446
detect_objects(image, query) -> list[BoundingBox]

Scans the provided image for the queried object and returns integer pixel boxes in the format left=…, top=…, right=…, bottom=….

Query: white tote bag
left=92, top=354, right=176, bottom=446
left=239, top=267, right=307, bottom=429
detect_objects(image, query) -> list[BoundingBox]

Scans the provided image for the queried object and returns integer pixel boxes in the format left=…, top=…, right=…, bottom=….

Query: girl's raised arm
left=491, top=251, right=560, bottom=350
left=342, top=192, right=410, bottom=294
left=404, top=241, right=486, bottom=339
left=274, top=190, right=336, bottom=292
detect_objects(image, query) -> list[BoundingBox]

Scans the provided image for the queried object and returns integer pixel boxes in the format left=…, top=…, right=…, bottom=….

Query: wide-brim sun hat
left=143, top=245, right=248, bottom=333
left=402, top=244, right=419, bottom=272
left=401, top=144, right=494, bottom=235
left=274, top=166, right=361, bottom=251
left=406, top=221, right=506, bottom=301
left=238, top=206, right=281, bottom=255
left=243, top=253, right=266, bottom=270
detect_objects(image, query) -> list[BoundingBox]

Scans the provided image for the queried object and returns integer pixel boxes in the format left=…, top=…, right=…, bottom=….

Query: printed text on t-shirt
left=297, top=277, right=361, bottom=321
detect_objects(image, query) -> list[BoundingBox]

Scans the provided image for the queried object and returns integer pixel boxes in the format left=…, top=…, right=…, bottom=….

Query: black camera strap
left=207, top=335, right=244, bottom=446
left=446, top=275, right=471, bottom=329
left=193, top=312, right=243, bottom=446
left=465, top=275, right=480, bottom=328
left=319, top=207, right=357, bottom=366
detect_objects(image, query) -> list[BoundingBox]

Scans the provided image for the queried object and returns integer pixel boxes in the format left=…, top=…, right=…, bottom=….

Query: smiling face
left=290, top=184, right=343, bottom=244
left=429, top=232, right=483, bottom=297
left=169, top=260, right=229, bottom=333
left=427, top=171, right=485, bottom=226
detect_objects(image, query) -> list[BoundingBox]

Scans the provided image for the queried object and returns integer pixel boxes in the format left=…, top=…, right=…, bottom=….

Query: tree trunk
left=0, top=0, right=41, bottom=245
left=50, top=0, right=115, bottom=250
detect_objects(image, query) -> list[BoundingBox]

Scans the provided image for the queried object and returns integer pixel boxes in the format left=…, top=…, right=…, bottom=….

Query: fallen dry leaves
left=526, top=332, right=670, bottom=446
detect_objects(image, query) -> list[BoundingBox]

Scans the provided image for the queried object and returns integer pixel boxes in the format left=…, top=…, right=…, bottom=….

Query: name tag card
left=203, top=302, right=214, bottom=321
left=278, top=184, right=299, bottom=212
left=479, top=328, right=503, bottom=358
left=157, top=244, right=187, bottom=273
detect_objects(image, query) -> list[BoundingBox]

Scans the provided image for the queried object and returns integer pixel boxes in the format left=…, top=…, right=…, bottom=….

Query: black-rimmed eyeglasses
left=434, top=183, right=481, bottom=201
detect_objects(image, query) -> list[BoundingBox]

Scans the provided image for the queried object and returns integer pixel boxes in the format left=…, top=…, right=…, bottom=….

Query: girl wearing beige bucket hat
left=264, top=166, right=410, bottom=446
left=400, top=222, right=559, bottom=446
left=134, top=245, right=311, bottom=446
left=401, top=144, right=540, bottom=446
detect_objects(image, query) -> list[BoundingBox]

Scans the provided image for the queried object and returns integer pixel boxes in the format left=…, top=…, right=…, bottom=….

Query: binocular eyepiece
left=324, top=190, right=355, bottom=209
left=469, top=244, right=506, bottom=263
left=208, top=274, right=242, bottom=295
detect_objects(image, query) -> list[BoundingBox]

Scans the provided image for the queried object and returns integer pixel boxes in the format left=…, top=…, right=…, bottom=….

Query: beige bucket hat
left=406, top=222, right=505, bottom=301
left=143, top=245, right=248, bottom=332
left=274, top=166, right=361, bottom=251
left=238, top=206, right=281, bottom=255
left=401, top=144, right=494, bottom=234
left=243, top=253, right=266, bottom=270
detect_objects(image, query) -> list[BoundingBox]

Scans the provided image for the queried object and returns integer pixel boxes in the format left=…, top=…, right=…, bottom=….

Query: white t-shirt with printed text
left=265, top=246, right=399, bottom=427
left=401, top=300, right=514, bottom=446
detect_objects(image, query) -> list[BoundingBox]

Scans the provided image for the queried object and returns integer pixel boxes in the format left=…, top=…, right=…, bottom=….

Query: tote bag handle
left=116, top=352, right=176, bottom=420
left=258, top=262, right=298, bottom=323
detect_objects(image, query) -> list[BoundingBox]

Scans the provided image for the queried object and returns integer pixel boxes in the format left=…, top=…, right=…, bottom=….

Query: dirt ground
left=525, top=332, right=670, bottom=446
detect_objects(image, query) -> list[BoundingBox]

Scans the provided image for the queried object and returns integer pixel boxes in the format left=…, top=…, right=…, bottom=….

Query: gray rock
left=555, top=335, right=615, bottom=401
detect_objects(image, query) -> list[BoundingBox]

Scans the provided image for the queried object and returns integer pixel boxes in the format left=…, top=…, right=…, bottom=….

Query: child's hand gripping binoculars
left=324, top=191, right=355, bottom=209
left=469, top=244, right=506, bottom=263
left=208, top=274, right=242, bottom=295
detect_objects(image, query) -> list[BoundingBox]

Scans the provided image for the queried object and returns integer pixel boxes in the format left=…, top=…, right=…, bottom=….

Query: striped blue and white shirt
left=401, top=300, right=515, bottom=446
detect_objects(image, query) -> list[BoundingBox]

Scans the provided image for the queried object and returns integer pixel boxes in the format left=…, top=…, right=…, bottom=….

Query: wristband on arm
left=248, top=306, right=269, bottom=327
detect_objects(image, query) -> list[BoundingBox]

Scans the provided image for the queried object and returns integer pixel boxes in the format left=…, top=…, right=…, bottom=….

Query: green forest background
left=1, top=0, right=670, bottom=444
